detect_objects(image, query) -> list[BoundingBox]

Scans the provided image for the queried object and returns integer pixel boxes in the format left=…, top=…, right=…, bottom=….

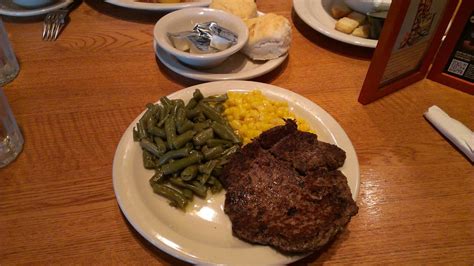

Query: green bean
left=146, top=103, right=160, bottom=117
left=177, top=120, right=194, bottom=134
left=160, top=151, right=203, bottom=175
left=139, top=107, right=153, bottom=130
left=198, top=160, right=217, bottom=175
left=148, top=126, right=166, bottom=138
left=180, top=164, right=198, bottom=181
left=185, top=142, right=194, bottom=150
left=172, top=99, right=185, bottom=108
left=193, top=128, right=214, bottom=146
left=193, top=89, right=204, bottom=101
left=159, top=104, right=170, bottom=124
left=157, top=112, right=169, bottom=128
left=215, top=103, right=225, bottom=113
left=175, top=107, right=186, bottom=126
left=142, top=149, right=156, bottom=169
left=151, top=183, right=188, bottom=209
left=199, top=102, right=227, bottom=125
left=146, top=116, right=157, bottom=132
left=211, top=122, right=241, bottom=143
left=140, top=138, right=165, bottom=157
left=133, top=127, right=139, bottom=142
left=212, top=165, right=223, bottom=177
left=217, top=157, right=230, bottom=166
left=137, top=122, right=147, bottom=140
left=158, top=146, right=191, bottom=166
left=160, top=96, right=172, bottom=109
left=194, top=112, right=207, bottom=123
left=203, top=145, right=224, bottom=160
left=182, top=188, right=194, bottom=200
left=202, top=94, right=228, bottom=103
left=149, top=169, right=166, bottom=185
left=193, top=120, right=211, bottom=132
left=197, top=174, right=210, bottom=184
left=206, top=138, right=232, bottom=148
left=169, top=177, right=207, bottom=198
left=185, top=98, right=198, bottom=110
left=171, top=102, right=180, bottom=117
left=146, top=103, right=161, bottom=117
left=164, top=116, right=176, bottom=150
left=154, top=104, right=163, bottom=119
left=186, top=107, right=201, bottom=119
left=208, top=176, right=223, bottom=194
left=153, top=137, right=167, bottom=154
left=221, top=145, right=240, bottom=158
left=173, top=130, right=196, bottom=149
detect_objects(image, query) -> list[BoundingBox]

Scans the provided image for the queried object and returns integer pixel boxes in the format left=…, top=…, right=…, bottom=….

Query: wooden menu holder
left=427, top=0, right=474, bottom=95
left=358, top=0, right=460, bottom=104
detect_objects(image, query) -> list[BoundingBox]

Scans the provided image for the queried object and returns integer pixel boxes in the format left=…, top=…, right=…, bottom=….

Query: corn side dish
left=223, top=90, right=313, bottom=144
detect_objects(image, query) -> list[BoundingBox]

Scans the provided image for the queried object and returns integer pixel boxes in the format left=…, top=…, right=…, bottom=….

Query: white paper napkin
left=344, top=0, right=392, bottom=14
left=424, top=105, right=474, bottom=162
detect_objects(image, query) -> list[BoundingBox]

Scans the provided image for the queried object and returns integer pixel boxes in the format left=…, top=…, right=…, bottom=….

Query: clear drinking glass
left=0, top=87, right=23, bottom=168
left=0, top=18, right=20, bottom=86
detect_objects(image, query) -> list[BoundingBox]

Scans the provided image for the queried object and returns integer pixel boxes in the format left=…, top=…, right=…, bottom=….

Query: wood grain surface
left=1, top=1, right=473, bottom=264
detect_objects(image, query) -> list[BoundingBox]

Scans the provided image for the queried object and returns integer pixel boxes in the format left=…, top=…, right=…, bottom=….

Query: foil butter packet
left=168, top=22, right=238, bottom=54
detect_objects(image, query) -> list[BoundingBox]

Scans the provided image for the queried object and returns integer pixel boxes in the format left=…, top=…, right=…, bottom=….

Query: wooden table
left=1, top=1, right=473, bottom=264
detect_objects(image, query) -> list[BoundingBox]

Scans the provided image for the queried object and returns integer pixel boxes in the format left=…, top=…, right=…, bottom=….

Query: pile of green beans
left=133, top=89, right=241, bottom=210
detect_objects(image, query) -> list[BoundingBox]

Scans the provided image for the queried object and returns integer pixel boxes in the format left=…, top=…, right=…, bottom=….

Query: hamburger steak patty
left=219, top=120, right=358, bottom=253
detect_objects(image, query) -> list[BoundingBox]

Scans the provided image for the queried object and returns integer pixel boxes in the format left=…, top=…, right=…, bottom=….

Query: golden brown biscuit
left=242, top=13, right=292, bottom=60
left=209, top=0, right=258, bottom=20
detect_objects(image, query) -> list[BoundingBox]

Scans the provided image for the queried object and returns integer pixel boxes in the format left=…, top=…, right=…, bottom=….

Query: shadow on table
left=154, top=52, right=290, bottom=86
left=120, top=210, right=191, bottom=265
left=291, top=9, right=373, bottom=61
left=84, top=0, right=167, bottom=24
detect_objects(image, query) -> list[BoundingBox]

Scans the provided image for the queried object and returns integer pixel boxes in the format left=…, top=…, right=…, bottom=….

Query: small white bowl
left=154, top=8, right=249, bottom=69
left=12, top=0, right=57, bottom=8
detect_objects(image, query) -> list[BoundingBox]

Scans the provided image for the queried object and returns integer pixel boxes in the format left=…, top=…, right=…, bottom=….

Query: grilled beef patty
left=219, top=120, right=358, bottom=253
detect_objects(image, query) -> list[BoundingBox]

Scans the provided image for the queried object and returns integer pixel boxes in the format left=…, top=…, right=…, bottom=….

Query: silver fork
left=42, top=8, right=69, bottom=41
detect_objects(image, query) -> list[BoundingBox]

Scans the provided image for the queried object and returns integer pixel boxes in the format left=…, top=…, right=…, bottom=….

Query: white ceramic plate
left=105, top=0, right=210, bottom=11
left=0, top=0, right=72, bottom=17
left=154, top=40, right=288, bottom=81
left=293, top=0, right=377, bottom=48
left=113, top=80, right=360, bottom=265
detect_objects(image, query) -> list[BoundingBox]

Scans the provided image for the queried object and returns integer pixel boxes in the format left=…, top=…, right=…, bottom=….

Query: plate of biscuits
left=293, top=0, right=379, bottom=48
left=154, top=0, right=291, bottom=80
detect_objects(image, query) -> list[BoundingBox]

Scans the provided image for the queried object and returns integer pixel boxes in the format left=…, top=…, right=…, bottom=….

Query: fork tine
left=48, top=23, right=57, bottom=41
left=50, top=23, right=59, bottom=41
left=45, top=22, right=53, bottom=41
left=53, top=23, right=62, bottom=41
left=42, top=14, right=51, bottom=40
left=42, top=24, right=48, bottom=40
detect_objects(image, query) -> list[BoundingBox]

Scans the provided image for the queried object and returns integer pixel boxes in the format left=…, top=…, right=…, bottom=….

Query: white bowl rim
left=154, top=7, right=249, bottom=60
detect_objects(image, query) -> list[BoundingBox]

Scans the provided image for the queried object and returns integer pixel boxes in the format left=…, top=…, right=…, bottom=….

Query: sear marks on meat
left=219, top=120, right=358, bottom=254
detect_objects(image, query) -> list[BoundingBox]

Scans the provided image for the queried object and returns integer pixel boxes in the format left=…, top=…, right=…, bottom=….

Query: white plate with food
left=0, top=0, right=72, bottom=17
left=154, top=40, right=288, bottom=81
left=113, top=80, right=360, bottom=265
left=104, top=0, right=210, bottom=11
left=293, top=0, right=378, bottom=48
